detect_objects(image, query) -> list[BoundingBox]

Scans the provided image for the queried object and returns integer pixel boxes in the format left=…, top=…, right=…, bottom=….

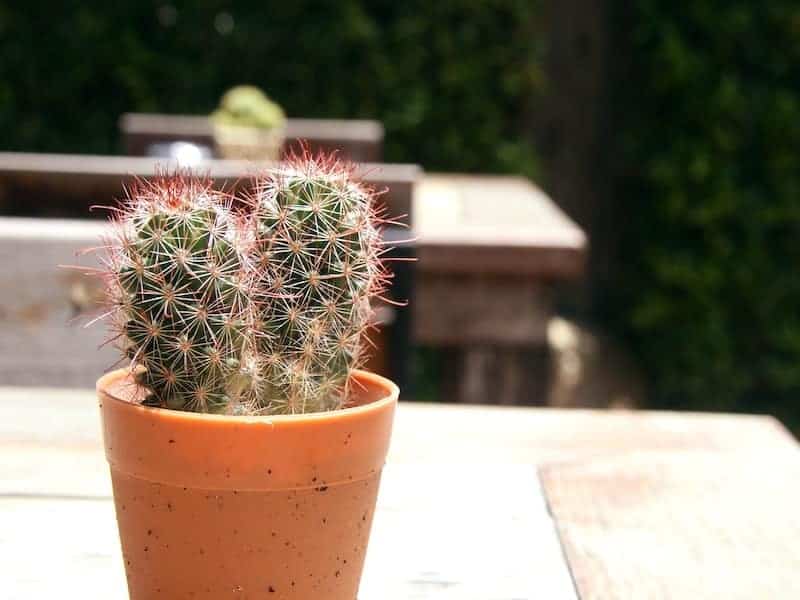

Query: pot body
left=213, top=123, right=285, bottom=160
left=97, top=369, right=398, bottom=600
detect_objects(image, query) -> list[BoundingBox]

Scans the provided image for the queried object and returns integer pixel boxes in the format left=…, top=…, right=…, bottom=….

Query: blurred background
left=2, top=1, right=799, bottom=430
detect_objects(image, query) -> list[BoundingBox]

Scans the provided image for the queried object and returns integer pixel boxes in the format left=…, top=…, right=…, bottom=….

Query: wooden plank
left=1, top=387, right=794, bottom=482
left=120, top=113, right=385, bottom=162
left=414, top=174, right=587, bottom=278
left=0, top=217, right=406, bottom=389
left=361, top=464, right=577, bottom=599
left=3, top=388, right=798, bottom=598
left=1, top=497, right=126, bottom=600
left=541, top=450, right=800, bottom=600
left=0, top=152, right=418, bottom=223
left=0, top=390, right=581, bottom=599
left=1, top=465, right=577, bottom=600
left=0, top=218, right=114, bottom=388
left=414, top=275, right=553, bottom=345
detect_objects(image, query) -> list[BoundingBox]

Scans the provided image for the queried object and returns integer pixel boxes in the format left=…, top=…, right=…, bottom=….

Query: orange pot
left=97, top=368, right=398, bottom=600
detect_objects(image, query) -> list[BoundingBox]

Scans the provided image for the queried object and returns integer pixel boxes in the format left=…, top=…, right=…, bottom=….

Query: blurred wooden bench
left=0, top=152, right=418, bottom=389
left=120, top=113, right=385, bottom=162
left=0, top=152, right=415, bottom=221
left=413, top=174, right=587, bottom=404
left=0, top=217, right=110, bottom=388
left=0, top=216, right=413, bottom=390
left=0, top=153, right=587, bottom=405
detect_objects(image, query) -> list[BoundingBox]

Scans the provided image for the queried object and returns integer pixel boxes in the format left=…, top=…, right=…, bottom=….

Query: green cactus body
left=106, top=177, right=253, bottom=413
left=100, top=158, right=388, bottom=415
left=211, top=85, right=286, bottom=131
left=249, top=156, right=386, bottom=414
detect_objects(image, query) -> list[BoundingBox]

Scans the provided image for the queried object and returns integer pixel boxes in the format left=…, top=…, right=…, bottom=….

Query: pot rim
left=96, top=367, right=398, bottom=424
left=98, top=368, right=398, bottom=490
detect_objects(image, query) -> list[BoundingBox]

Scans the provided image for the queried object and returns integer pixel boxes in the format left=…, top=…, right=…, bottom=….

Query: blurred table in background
left=0, top=153, right=587, bottom=405
left=3, top=388, right=799, bottom=598
left=414, top=174, right=586, bottom=404
left=0, top=153, right=417, bottom=391
left=0, top=152, right=416, bottom=219
left=120, top=113, right=385, bottom=163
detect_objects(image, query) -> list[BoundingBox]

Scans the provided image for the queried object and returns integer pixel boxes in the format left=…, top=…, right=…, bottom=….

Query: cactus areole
left=100, top=154, right=391, bottom=415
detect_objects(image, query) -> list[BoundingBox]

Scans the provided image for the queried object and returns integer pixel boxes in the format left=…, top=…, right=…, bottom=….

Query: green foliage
left=249, top=155, right=386, bottom=413
left=0, top=2, right=542, bottom=175
left=612, top=1, right=800, bottom=426
left=211, top=85, right=286, bottom=130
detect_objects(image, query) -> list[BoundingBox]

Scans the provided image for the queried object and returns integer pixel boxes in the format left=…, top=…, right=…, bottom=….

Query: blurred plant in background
left=610, top=2, right=800, bottom=427
left=210, top=85, right=285, bottom=130
left=0, top=1, right=543, bottom=176
left=211, top=85, right=286, bottom=160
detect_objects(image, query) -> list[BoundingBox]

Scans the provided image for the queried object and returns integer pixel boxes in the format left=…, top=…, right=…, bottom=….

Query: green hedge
left=0, top=2, right=542, bottom=175
left=7, top=2, right=798, bottom=423
left=612, top=2, right=800, bottom=426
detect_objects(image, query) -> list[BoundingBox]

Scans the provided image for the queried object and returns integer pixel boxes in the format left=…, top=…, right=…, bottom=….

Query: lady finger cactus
left=101, top=175, right=254, bottom=413
left=248, top=154, right=389, bottom=414
left=98, top=155, right=390, bottom=416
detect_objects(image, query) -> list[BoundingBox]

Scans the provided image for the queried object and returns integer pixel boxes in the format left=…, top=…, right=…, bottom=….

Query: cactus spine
left=248, top=155, right=387, bottom=414
left=101, top=156, right=387, bottom=415
left=104, top=175, right=253, bottom=413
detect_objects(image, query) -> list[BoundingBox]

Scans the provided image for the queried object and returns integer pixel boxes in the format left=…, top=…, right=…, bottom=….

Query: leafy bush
left=611, top=2, right=800, bottom=427
left=0, top=2, right=542, bottom=174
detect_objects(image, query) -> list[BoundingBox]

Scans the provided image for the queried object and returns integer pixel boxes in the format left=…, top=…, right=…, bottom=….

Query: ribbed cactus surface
left=248, top=156, right=386, bottom=414
left=105, top=176, right=252, bottom=413
left=100, top=157, right=388, bottom=415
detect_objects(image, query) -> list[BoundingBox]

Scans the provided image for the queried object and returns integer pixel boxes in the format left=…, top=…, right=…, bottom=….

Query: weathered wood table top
left=3, top=388, right=799, bottom=599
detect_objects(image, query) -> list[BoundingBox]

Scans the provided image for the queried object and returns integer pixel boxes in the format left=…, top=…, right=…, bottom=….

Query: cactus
left=247, top=154, right=388, bottom=414
left=211, top=85, right=286, bottom=131
left=102, top=174, right=254, bottom=414
left=99, top=156, right=389, bottom=415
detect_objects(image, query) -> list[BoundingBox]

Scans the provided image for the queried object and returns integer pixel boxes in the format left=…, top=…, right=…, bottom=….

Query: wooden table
left=3, top=387, right=799, bottom=599
left=413, top=175, right=587, bottom=404
left=120, top=113, right=385, bottom=163
left=0, top=163, right=585, bottom=404
left=0, top=152, right=418, bottom=220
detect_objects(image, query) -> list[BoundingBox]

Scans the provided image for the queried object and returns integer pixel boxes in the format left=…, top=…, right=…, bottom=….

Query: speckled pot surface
left=97, top=368, right=398, bottom=600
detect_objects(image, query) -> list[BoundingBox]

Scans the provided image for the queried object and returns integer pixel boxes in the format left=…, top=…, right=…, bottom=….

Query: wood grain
left=541, top=449, right=800, bottom=599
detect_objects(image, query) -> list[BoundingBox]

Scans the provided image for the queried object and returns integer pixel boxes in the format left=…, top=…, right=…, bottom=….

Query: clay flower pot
left=213, top=122, right=286, bottom=161
left=97, top=368, right=398, bottom=600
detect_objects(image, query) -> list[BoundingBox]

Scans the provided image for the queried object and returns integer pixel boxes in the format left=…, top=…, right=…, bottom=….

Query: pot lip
left=97, top=368, right=398, bottom=425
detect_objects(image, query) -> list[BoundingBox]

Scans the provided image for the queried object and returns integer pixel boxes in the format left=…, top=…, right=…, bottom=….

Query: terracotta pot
left=213, top=123, right=285, bottom=161
left=97, top=368, right=398, bottom=600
